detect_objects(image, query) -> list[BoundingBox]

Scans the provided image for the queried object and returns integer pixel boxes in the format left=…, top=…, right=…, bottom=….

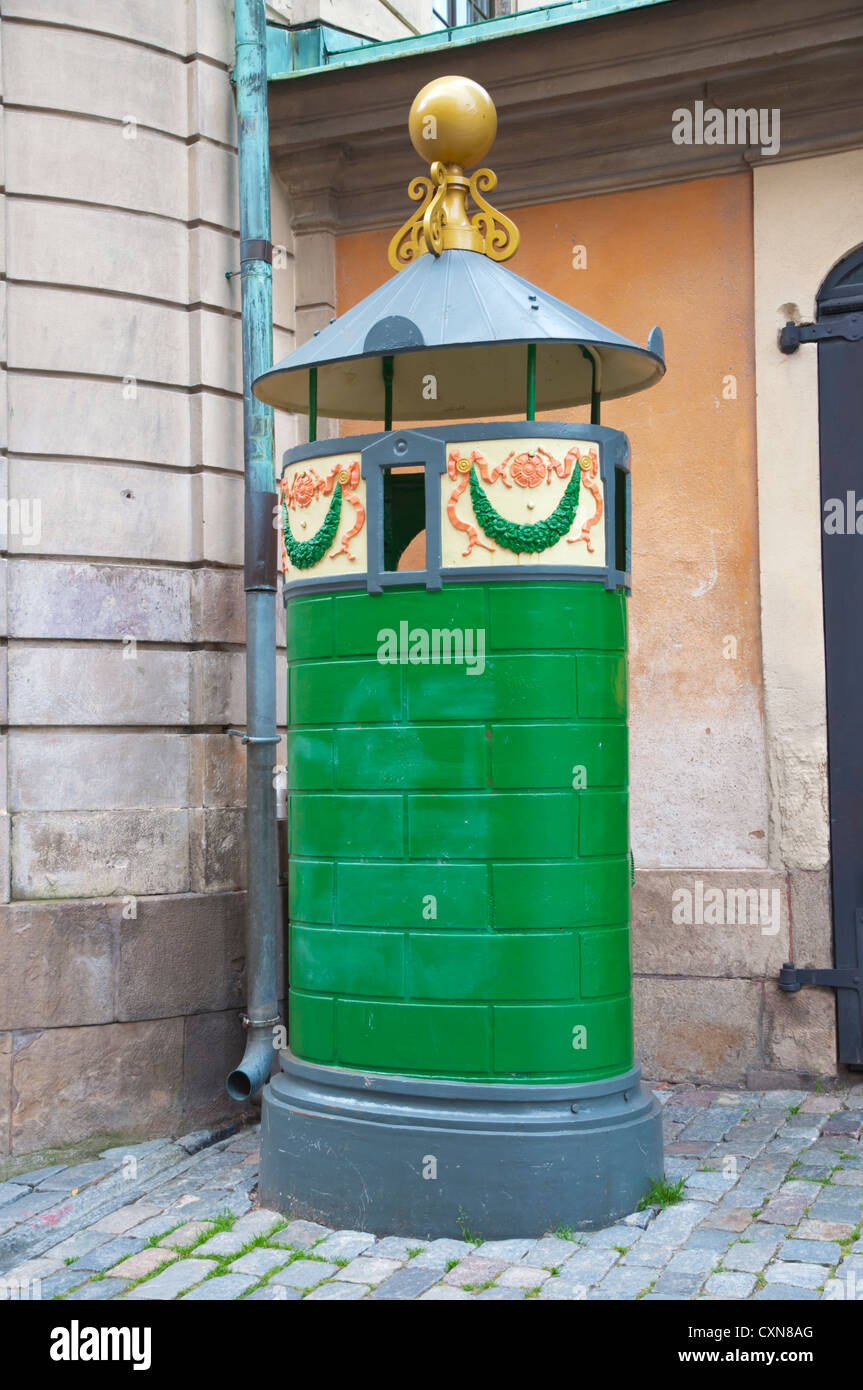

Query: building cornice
left=268, top=0, right=863, bottom=232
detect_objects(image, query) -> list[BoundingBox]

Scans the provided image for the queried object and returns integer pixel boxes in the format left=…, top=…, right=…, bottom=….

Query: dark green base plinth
left=259, top=1053, right=663, bottom=1238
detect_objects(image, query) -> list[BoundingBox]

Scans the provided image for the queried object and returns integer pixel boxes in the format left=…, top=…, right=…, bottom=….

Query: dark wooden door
left=818, top=246, right=863, bottom=1066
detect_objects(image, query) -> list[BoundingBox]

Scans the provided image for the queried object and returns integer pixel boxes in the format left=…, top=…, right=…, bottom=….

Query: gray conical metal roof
left=254, top=248, right=665, bottom=420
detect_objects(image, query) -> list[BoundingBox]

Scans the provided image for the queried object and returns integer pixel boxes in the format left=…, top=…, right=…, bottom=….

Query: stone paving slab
left=182, top=1273, right=257, bottom=1300
left=247, top=1285, right=302, bottom=1301
left=107, top=1248, right=173, bottom=1281
left=269, top=1260, right=339, bottom=1290
left=229, top=1248, right=291, bottom=1278
left=334, top=1255, right=402, bottom=1285
left=268, top=1220, right=331, bottom=1250
left=69, top=1278, right=131, bottom=1301
left=124, top=1258, right=218, bottom=1300
left=68, top=1236, right=144, bottom=1274
left=304, top=1282, right=371, bottom=1300
left=4, top=1088, right=862, bottom=1302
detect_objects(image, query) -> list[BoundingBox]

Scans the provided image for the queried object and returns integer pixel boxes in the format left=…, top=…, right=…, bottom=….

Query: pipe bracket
left=241, top=238, right=274, bottom=263
left=227, top=729, right=281, bottom=745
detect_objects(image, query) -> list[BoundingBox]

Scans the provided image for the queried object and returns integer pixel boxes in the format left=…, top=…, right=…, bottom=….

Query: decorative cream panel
left=440, top=437, right=605, bottom=569
left=279, top=451, right=367, bottom=580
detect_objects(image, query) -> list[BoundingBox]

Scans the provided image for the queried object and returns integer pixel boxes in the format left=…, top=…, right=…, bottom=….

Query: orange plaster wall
left=336, top=175, right=766, bottom=868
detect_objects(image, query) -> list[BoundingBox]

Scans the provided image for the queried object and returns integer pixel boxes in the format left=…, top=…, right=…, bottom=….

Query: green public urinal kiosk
left=254, top=77, right=666, bottom=1236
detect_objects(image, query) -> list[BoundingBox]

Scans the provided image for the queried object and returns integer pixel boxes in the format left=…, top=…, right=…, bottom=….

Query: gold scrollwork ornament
left=468, top=168, right=520, bottom=262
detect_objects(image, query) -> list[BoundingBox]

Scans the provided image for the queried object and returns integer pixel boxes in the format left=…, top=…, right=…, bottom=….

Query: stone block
left=230, top=1209, right=283, bottom=1242
left=788, top=869, right=833, bottom=965
left=294, top=228, right=336, bottom=310
left=107, top=1247, right=175, bottom=1280
left=90, top=1202, right=166, bottom=1235
left=189, top=226, right=240, bottom=313
left=6, top=458, right=196, bottom=562
left=269, top=1219, right=331, bottom=1251
left=764, top=1260, right=829, bottom=1288
left=10, top=1018, right=184, bottom=1152
left=246, top=1284, right=301, bottom=1300
left=368, top=1265, right=441, bottom=1300
left=193, top=392, right=244, bottom=474
left=0, top=1032, right=11, bottom=1157
left=194, top=1231, right=245, bottom=1258
left=7, top=199, right=188, bottom=303
left=496, top=1264, right=551, bottom=1288
left=182, top=1272, right=256, bottom=1299
left=190, top=734, right=246, bottom=809
left=70, top=1277, right=131, bottom=1299
left=157, top=1219, right=215, bottom=1250
left=442, top=1254, right=508, bottom=1285
left=191, top=309, right=242, bottom=395
left=191, top=568, right=245, bottom=645
left=762, top=982, right=836, bottom=1077
left=190, top=650, right=245, bottom=725
left=3, top=23, right=188, bottom=136
left=704, top=1271, right=756, bottom=1298
left=11, top=809, right=190, bottom=898
left=632, top=870, right=789, bottom=977
left=270, top=1259, right=339, bottom=1290
left=8, top=376, right=193, bottom=469
left=190, top=0, right=236, bottom=64
left=634, top=976, right=763, bottom=1083
left=190, top=808, right=246, bottom=892
left=115, top=891, right=245, bottom=1021
left=313, top=1230, right=377, bottom=1262
left=8, top=645, right=190, bottom=725
left=188, top=140, right=238, bottom=231
left=201, top=471, right=244, bottom=565
left=187, top=58, right=235, bottom=148
left=0, top=813, right=9, bottom=906
left=8, top=731, right=190, bottom=811
left=2, top=2, right=188, bottom=55
left=9, top=560, right=192, bottom=643
left=229, top=1247, right=289, bottom=1278
left=779, top=1238, right=841, bottom=1264
left=0, top=898, right=115, bottom=1029
left=5, top=110, right=188, bottom=219
left=8, top=286, right=189, bottom=384
left=124, top=1257, right=217, bottom=1299
left=757, top=1192, right=810, bottom=1225
left=412, top=1238, right=473, bottom=1267
left=333, top=1255, right=402, bottom=1284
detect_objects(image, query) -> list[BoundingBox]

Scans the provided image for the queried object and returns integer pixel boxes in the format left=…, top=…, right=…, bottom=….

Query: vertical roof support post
left=309, top=367, right=318, bottom=442
left=383, top=355, right=395, bottom=430
left=526, top=342, right=537, bottom=421
left=226, top=0, right=281, bottom=1103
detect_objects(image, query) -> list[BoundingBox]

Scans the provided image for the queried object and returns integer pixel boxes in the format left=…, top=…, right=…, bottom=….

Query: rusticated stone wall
left=0, top=0, right=302, bottom=1158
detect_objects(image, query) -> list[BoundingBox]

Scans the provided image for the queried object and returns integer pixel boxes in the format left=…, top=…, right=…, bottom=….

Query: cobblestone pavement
left=3, top=1082, right=863, bottom=1302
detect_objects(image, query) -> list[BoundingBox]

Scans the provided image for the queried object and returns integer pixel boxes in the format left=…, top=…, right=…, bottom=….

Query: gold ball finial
left=388, top=75, right=519, bottom=270
left=408, top=75, right=497, bottom=169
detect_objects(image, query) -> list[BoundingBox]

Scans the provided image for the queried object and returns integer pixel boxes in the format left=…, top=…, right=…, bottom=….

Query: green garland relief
left=282, top=486, right=342, bottom=570
left=469, top=463, right=581, bottom=553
